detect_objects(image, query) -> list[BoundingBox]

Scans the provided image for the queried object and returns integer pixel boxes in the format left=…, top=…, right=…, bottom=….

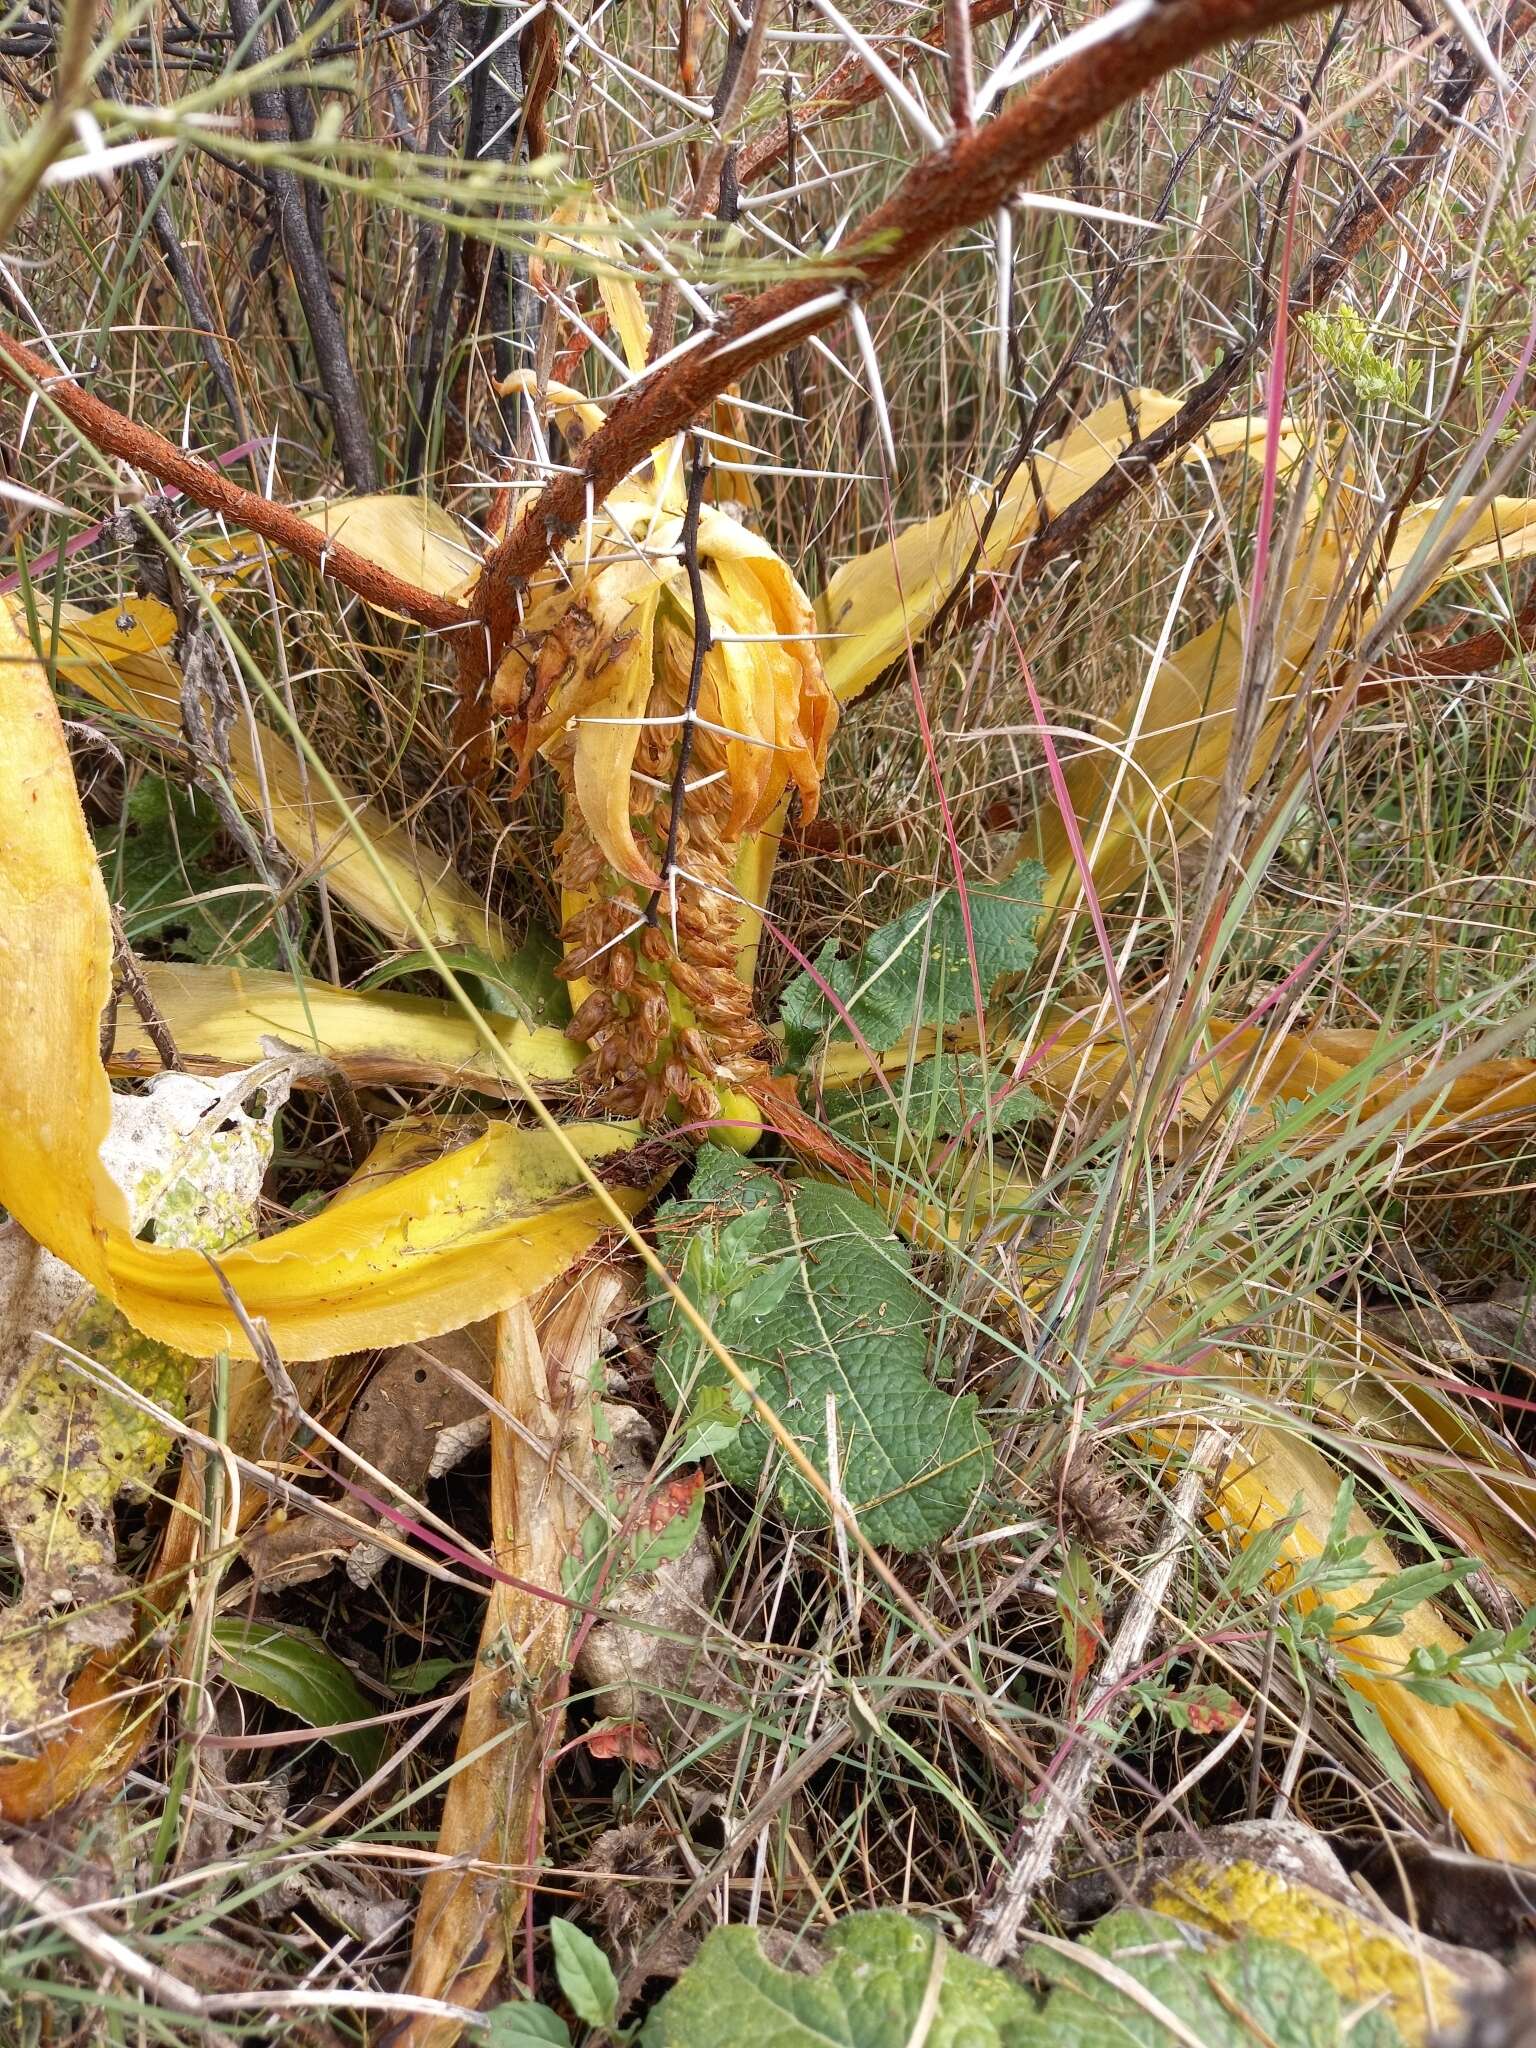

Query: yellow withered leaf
left=160, top=489, right=476, bottom=606
left=999, top=1221, right=1536, bottom=1866
left=1032, top=492, right=1536, bottom=917
left=45, top=598, right=519, bottom=964
left=819, top=392, right=1288, bottom=705
left=291, top=491, right=477, bottom=604
left=815, top=1004, right=1536, bottom=1148
left=571, top=582, right=671, bottom=888
left=1199, top=1410, right=1536, bottom=1864
left=1135, top=1822, right=1494, bottom=2046
left=0, top=1067, right=284, bottom=1748
left=395, top=1286, right=604, bottom=2047
left=0, top=604, right=645, bottom=1361
left=106, top=961, right=579, bottom=1092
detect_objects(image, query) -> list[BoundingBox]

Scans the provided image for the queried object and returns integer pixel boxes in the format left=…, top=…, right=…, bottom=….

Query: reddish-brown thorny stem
left=0, top=329, right=469, bottom=633
left=475, top=0, right=1339, bottom=661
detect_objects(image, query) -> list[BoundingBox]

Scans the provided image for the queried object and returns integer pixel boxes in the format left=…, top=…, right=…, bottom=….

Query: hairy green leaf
left=1029, top=1909, right=1407, bottom=2048
left=639, top=1908, right=1409, bottom=2048
left=483, top=2002, right=573, bottom=2046
left=651, top=1153, right=990, bottom=1550
left=779, top=861, right=1043, bottom=1067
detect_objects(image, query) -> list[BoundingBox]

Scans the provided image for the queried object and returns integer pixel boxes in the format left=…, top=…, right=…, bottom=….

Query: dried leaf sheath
left=393, top=1301, right=591, bottom=2047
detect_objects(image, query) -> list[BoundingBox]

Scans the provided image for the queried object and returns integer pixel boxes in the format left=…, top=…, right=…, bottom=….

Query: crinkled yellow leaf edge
left=1, top=603, right=640, bottom=1362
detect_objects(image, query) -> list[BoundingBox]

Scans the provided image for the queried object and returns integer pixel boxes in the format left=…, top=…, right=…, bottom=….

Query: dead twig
left=735, top=0, right=1015, bottom=184
left=0, top=1839, right=207, bottom=2017
left=1004, top=0, right=1536, bottom=595
left=226, top=0, right=379, bottom=492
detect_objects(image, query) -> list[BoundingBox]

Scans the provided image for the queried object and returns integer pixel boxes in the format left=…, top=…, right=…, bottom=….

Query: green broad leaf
left=211, top=1618, right=385, bottom=1776
left=1030, top=1908, right=1408, bottom=2048
left=548, top=1916, right=620, bottom=2031
left=482, top=2001, right=573, bottom=2045
left=779, top=860, right=1044, bottom=1068
left=640, top=1913, right=1036, bottom=2047
left=96, top=774, right=284, bottom=967
left=357, top=928, right=569, bottom=1032
left=386, top=1655, right=467, bottom=1695
left=826, top=1054, right=1044, bottom=1143
left=639, top=1908, right=1409, bottom=2048
left=651, top=1152, right=991, bottom=1551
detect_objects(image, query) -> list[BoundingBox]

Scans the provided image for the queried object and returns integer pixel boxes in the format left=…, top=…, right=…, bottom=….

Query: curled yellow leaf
left=819, top=391, right=1289, bottom=705
left=1, top=603, right=644, bottom=1362
left=46, top=598, right=517, bottom=964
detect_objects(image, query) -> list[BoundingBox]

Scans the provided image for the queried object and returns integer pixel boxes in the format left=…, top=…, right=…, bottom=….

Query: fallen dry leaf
left=1132, top=1817, right=1504, bottom=2045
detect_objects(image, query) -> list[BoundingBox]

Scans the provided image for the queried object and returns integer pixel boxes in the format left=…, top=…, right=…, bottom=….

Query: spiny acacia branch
left=735, top=0, right=1014, bottom=184
left=0, top=329, right=468, bottom=632
left=998, top=0, right=1535, bottom=595
left=476, top=0, right=1342, bottom=656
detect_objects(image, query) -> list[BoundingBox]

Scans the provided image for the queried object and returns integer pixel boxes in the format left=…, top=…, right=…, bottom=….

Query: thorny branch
left=472, top=0, right=1347, bottom=661
left=0, top=327, right=468, bottom=631
left=6, top=0, right=1336, bottom=697
left=735, top=0, right=1017, bottom=183
left=7, top=0, right=1490, bottom=757
left=1000, top=0, right=1536, bottom=597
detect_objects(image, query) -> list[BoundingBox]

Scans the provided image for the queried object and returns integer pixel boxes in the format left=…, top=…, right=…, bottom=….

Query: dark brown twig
left=735, top=0, right=1016, bottom=184
left=130, top=157, right=251, bottom=445
left=1005, top=0, right=1535, bottom=594
left=643, top=436, right=712, bottom=929
left=944, top=0, right=976, bottom=132
left=107, top=905, right=183, bottom=1073
left=226, top=0, right=379, bottom=492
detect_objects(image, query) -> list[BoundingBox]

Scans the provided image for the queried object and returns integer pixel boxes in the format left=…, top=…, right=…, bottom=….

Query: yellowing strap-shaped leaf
left=819, top=391, right=1287, bottom=705
left=1198, top=1409, right=1536, bottom=1863
left=572, top=581, right=669, bottom=887
left=815, top=1005, right=1536, bottom=1141
left=1003, top=1229, right=1536, bottom=1865
left=45, top=598, right=518, bottom=965
left=133, top=491, right=477, bottom=610
left=1, top=604, right=641, bottom=1361
left=107, top=962, right=581, bottom=1091
left=1034, top=492, right=1536, bottom=917
left=288, top=491, right=478, bottom=604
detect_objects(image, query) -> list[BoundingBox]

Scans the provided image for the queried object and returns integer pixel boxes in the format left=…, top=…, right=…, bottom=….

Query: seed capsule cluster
left=549, top=720, right=767, bottom=1123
